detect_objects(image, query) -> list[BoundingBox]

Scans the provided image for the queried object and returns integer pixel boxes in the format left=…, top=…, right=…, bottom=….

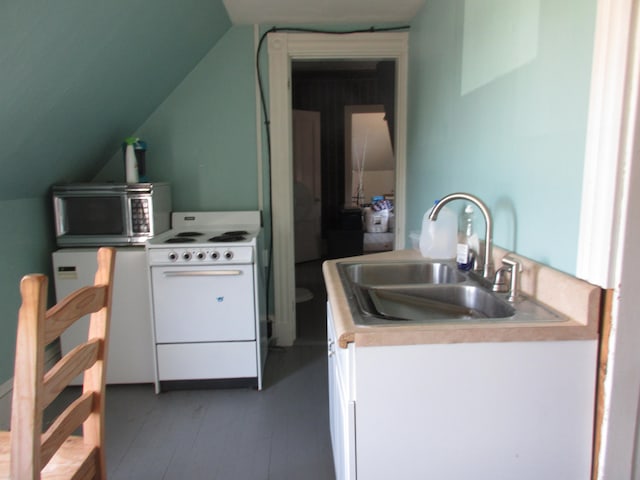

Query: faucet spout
left=429, top=192, right=494, bottom=279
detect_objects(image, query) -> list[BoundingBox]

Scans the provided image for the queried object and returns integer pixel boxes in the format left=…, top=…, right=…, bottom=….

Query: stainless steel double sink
left=337, top=260, right=566, bottom=326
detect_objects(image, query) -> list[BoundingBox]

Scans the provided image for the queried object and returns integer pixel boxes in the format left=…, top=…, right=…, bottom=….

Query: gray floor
left=92, top=259, right=333, bottom=480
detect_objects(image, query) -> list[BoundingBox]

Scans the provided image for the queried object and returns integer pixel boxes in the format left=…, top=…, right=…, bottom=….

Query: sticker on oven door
left=216, top=296, right=224, bottom=302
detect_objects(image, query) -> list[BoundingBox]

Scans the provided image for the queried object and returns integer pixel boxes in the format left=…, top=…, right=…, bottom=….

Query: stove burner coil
left=165, top=237, right=196, bottom=244
left=176, top=231, right=202, bottom=237
left=208, top=234, right=246, bottom=243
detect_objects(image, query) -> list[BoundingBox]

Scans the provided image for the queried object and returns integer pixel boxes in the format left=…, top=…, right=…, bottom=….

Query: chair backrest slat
left=40, top=392, right=94, bottom=467
left=44, top=285, right=108, bottom=345
left=43, top=339, right=100, bottom=408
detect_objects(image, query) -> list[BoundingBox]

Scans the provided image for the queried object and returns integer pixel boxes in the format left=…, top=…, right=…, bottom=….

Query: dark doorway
left=291, top=60, right=396, bottom=260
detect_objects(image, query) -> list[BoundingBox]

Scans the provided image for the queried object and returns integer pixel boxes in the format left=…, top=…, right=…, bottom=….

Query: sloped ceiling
left=0, top=0, right=231, bottom=201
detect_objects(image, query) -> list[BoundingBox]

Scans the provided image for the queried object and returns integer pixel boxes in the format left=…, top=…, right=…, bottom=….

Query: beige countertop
left=323, top=249, right=601, bottom=348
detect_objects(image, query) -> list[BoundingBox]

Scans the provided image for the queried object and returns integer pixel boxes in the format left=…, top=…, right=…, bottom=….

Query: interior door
left=292, top=109, right=322, bottom=262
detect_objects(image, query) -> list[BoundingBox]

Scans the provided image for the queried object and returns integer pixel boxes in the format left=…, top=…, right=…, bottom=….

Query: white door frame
left=577, top=0, right=638, bottom=288
left=267, top=32, right=409, bottom=346
left=580, top=0, right=640, bottom=477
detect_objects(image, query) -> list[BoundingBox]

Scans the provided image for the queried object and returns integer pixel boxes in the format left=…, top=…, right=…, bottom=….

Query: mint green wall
left=0, top=0, right=231, bottom=385
left=0, top=0, right=230, bottom=200
left=0, top=199, right=55, bottom=383
left=95, top=27, right=259, bottom=211
left=406, top=0, right=596, bottom=274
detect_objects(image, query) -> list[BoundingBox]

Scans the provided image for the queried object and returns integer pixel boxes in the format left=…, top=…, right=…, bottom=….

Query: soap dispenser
left=456, top=205, right=480, bottom=270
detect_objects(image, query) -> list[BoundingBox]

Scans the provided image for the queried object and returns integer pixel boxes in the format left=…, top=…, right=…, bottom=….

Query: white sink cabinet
left=328, top=304, right=357, bottom=480
left=327, top=303, right=597, bottom=480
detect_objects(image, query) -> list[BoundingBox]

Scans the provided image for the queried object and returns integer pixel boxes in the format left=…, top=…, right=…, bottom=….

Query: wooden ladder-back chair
left=0, top=247, right=115, bottom=479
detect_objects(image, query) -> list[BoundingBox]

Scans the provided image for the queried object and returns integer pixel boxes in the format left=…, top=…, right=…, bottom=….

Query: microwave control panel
left=131, top=198, right=150, bottom=233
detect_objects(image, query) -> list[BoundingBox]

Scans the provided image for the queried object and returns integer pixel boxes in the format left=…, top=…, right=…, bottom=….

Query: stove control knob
left=182, top=251, right=192, bottom=261
left=196, top=251, right=206, bottom=260
left=224, top=250, right=234, bottom=260
left=168, top=252, right=178, bottom=262
left=211, top=251, right=220, bottom=260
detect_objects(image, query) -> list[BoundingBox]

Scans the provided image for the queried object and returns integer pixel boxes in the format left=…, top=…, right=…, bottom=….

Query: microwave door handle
left=162, top=270, right=243, bottom=277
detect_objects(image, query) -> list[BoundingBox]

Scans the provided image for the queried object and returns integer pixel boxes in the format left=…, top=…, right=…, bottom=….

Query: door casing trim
left=267, top=31, right=409, bottom=345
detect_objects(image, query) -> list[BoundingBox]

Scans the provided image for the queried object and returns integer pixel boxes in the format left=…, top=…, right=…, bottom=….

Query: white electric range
left=146, top=211, right=267, bottom=392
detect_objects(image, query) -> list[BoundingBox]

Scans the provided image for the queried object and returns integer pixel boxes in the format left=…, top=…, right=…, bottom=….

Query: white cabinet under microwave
left=52, top=247, right=155, bottom=384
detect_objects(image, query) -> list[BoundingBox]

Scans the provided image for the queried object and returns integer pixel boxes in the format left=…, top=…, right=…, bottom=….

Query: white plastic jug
left=125, top=144, right=139, bottom=183
left=419, top=201, right=457, bottom=259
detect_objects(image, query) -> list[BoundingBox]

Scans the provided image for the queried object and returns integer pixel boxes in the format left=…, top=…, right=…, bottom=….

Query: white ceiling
left=222, top=0, right=425, bottom=25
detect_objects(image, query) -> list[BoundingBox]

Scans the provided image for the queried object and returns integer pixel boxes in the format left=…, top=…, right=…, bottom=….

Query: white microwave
left=52, top=183, right=171, bottom=247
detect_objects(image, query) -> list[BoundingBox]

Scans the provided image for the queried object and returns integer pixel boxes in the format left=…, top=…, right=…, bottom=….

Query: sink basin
left=340, top=261, right=465, bottom=286
left=336, top=259, right=566, bottom=326
left=358, top=285, right=516, bottom=322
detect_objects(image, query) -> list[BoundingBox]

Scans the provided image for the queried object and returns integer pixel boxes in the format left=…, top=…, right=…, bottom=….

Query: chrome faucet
left=428, top=192, right=494, bottom=280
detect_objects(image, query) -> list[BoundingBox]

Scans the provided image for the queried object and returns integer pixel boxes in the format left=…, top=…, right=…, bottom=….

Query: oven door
left=151, top=265, right=256, bottom=343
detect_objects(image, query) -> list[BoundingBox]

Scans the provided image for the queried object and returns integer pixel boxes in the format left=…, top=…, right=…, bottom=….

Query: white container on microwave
left=52, top=182, right=171, bottom=247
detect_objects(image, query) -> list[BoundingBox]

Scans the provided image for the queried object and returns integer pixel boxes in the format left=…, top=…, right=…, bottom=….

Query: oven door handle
left=162, top=270, right=243, bottom=277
